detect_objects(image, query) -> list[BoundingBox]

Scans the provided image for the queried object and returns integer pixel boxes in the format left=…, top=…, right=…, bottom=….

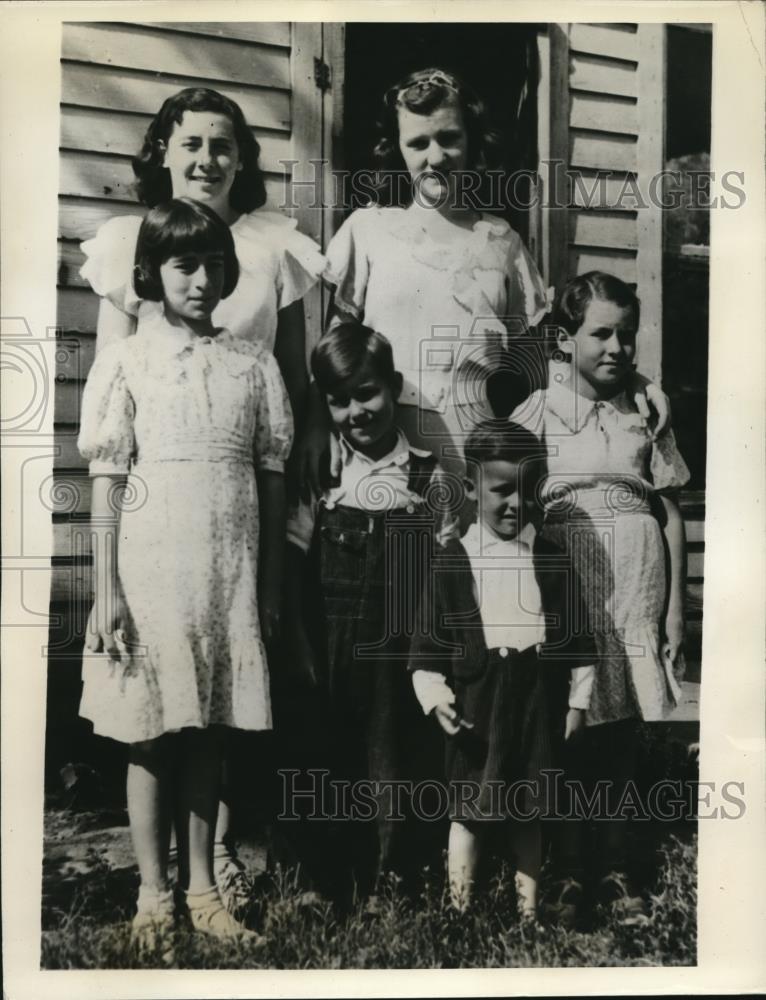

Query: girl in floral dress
left=79, top=199, right=293, bottom=948
left=79, top=86, right=324, bottom=913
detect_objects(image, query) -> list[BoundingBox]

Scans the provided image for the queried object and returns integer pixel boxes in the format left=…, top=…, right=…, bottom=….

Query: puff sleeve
left=323, top=209, right=371, bottom=319
left=271, top=217, right=325, bottom=310
left=252, top=349, right=294, bottom=473
left=650, top=428, right=691, bottom=493
left=79, top=215, right=143, bottom=316
left=77, top=343, right=136, bottom=474
left=504, top=231, right=552, bottom=331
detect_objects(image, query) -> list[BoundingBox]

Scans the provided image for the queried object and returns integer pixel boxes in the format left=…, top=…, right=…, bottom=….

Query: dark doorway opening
left=662, top=25, right=712, bottom=491
left=342, top=22, right=540, bottom=240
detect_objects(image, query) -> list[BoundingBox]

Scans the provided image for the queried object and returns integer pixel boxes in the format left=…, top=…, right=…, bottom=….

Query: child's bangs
left=154, top=213, right=226, bottom=261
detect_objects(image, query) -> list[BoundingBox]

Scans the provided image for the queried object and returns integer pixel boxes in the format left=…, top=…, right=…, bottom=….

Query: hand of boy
left=433, top=702, right=473, bottom=737
left=259, top=587, right=281, bottom=646
left=564, top=707, right=586, bottom=742
left=286, top=628, right=320, bottom=689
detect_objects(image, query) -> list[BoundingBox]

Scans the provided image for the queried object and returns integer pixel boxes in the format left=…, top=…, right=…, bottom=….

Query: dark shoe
left=541, top=877, right=584, bottom=929
left=597, top=870, right=648, bottom=925
left=214, top=852, right=255, bottom=922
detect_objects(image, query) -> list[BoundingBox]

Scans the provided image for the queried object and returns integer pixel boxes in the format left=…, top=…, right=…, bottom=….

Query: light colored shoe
left=186, top=886, right=258, bottom=940
left=214, top=851, right=254, bottom=921
left=131, top=886, right=175, bottom=963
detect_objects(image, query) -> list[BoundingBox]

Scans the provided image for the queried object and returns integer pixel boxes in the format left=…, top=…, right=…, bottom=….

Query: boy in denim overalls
left=285, top=322, right=456, bottom=903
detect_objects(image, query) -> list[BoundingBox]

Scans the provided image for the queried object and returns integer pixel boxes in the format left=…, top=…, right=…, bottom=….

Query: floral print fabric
left=511, top=380, right=690, bottom=724
left=77, top=317, right=293, bottom=742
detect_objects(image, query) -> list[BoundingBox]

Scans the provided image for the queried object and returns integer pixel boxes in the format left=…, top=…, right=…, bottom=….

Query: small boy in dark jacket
left=409, top=419, right=594, bottom=919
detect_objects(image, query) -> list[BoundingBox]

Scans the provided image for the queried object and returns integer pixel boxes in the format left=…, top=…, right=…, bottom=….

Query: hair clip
left=395, top=71, right=459, bottom=105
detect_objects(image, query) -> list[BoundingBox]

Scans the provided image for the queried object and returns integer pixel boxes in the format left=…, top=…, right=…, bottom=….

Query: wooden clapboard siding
left=54, top=20, right=321, bottom=595
left=569, top=209, right=638, bottom=249
left=568, top=22, right=638, bottom=62
left=132, top=22, right=291, bottom=46
left=62, top=22, right=290, bottom=90
left=570, top=92, right=638, bottom=136
left=569, top=172, right=646, bottom=211
left=569, top=132, right=637, bottom=173
left=568, top=247, right=637, bottom=283
left=563, top=24, right=642, bottom=304
left=569, top=53, right=638, bottom=99
left=541, top=22, right=705, bottom=666
left=680, top=492, right=705, bottom=663
left=548, top=23, right=667, bottom=379
left=62, top=63, right=291, bottom=131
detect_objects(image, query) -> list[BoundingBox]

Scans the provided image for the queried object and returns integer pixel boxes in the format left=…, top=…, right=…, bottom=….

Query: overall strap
left=406, top=452, right=438, bottom=498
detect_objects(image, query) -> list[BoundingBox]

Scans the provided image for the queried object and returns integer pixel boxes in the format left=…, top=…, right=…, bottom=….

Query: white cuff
left=569, top=665, right=595, bottom=710
left=411, top=670, right=455, bottom=716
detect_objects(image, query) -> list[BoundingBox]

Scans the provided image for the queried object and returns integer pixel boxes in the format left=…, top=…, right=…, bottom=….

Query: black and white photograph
left=1, top=2, right=764, bottom=994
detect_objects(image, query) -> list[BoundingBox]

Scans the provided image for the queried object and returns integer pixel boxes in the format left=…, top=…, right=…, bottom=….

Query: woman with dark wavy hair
left=82, top=86, right=324, bottom=420
left=79, top=85, right=325, bottom=923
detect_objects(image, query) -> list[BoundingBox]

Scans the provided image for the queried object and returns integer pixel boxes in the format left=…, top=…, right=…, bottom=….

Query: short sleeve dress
left=80, top=209, right=326, bottom=351
left=511, top=379, right=690, bottom=725
left=77, top=314, right=293, bottom=743
left=324, top=207, right=550, bottom=474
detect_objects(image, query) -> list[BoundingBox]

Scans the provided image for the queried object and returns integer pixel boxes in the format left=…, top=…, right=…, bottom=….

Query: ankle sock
left=136, top=884, right=174, bottom=915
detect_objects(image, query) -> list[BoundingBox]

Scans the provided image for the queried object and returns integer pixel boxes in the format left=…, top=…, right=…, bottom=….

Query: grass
left=41, top=827, right=697, bottom=969
left=41, top=723, right=699, bottom=969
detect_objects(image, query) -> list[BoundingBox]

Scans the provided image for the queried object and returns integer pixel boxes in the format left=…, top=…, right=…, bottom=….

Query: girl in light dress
left=303, top=67, right=669, bottom=492
left=511, top=272, right=689, bottom=925
left=79, top=199, right=293, bottom=947
left=79, top=86, right=324, bottom=914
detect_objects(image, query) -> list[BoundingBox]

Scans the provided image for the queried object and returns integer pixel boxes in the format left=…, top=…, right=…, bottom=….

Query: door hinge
left=313, top=57, right=331, bottom=92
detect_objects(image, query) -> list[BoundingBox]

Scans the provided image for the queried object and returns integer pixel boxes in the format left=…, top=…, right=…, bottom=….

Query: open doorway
left=342, top=22, right=540, bottom=240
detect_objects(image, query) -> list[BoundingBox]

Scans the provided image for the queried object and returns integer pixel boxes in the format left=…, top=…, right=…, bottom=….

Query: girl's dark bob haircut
left=372, top=67, right=501, bottom=206
left=312, top=321, right=398, bottom=395
left=463, top=419, right=546, bottom=478
left=553, top=271, right=641, bottom=339
left=132, top=87, right=267, bottom=211
left=133, top=198, right=239, bottom=302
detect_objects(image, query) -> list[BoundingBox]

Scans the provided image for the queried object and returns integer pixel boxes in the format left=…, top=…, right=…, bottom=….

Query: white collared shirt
left=287, top=429, right=454, bottom=553
left=460, top=519, right=547, bottom=651
left=412, top=518, right=594, bottom=715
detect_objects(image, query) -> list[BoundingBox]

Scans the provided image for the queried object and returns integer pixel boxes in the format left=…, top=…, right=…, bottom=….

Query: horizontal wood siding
left=555, top=23, right=703, bottom=640
left=62, top=23, right=290, bottom=89
left=565, top=24, right=640, bottom=295
left=54, top=20, right=301, bottom=592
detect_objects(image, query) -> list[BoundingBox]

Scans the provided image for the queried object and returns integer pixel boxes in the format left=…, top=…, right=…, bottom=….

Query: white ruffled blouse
left=324, top=206, right=551, bottom=413
left=80, top=209, right=325, bottom=352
